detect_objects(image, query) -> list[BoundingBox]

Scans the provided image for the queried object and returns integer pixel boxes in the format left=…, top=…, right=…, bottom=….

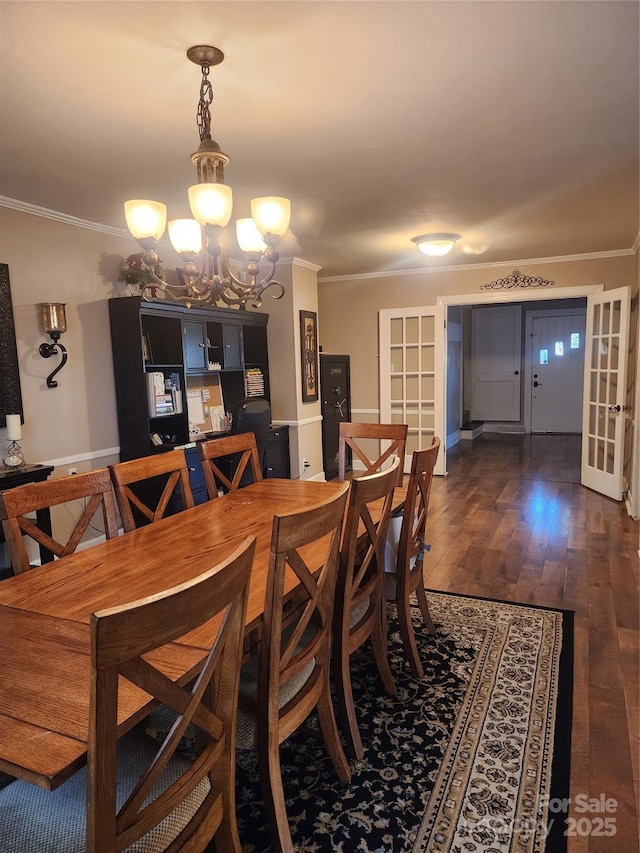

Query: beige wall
left=318, top=252, right=639, bottom=514
left=0, top=206, right=138, bottom=470
left=317, top=255, right=636, bottom=415
left=0, top=206, right=147, bottom=547
left=0, top=207, right=324, bottom=550
left=1, top=203, right=637, bottom=525
left=253, top=259, right=324, bottom=479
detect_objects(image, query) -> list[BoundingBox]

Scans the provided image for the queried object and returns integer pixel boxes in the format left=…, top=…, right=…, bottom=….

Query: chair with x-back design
left=332, top=457, right=400, bottom=760
left=0, top=533, right=256, bottom=853
left=385, top=437, right=441, bottom=678
left=109, top=449, right=194, bottom=532
left=0, top=467, right=119, bottom=574
left=235, top=482, right=350, bottom=853
left=338, top=421, right=407, bottom=487
left=198, top=433, right=263, bottom=498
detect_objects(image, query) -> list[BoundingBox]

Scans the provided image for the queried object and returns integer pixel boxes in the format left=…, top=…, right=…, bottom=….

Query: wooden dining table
left=0, top=472, right=405, bottom=790
left=0, top=478, right=350, bottom=792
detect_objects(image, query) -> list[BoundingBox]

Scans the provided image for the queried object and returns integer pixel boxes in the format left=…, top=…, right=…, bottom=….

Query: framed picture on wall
left=0, top=263, right=24, bottom=427
left=300, top=310, right=319, bottom=403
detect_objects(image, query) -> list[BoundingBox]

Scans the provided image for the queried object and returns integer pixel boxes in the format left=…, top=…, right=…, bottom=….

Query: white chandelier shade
left=167, top=219, right=203, bottom=255
left=236, top=218, right=268, bottom=254
left=124, top=200, right=167, bottom=243
left=251, top=197, right=292, bottom=238
left=187, top=183, right=233, bottom=228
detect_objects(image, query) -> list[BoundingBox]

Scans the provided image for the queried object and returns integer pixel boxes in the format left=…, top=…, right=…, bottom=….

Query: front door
left=581, top=286, right=631, bottom=500
left=320, top=354, right=351, bottom=481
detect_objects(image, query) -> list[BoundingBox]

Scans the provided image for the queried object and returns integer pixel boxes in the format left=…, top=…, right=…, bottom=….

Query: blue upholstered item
left=0, top=728, right=209, bottom=853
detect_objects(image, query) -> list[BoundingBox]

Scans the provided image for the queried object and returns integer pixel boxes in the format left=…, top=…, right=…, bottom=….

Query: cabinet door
left=184, top=321, right=207, bottom=370
left=264, top=428, right=290, bottom=479
left=222, top=325, right=242, bottom=369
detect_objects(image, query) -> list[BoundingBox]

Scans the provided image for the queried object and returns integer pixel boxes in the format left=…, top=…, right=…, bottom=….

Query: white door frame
left=437, top=285, right=604, bottom=474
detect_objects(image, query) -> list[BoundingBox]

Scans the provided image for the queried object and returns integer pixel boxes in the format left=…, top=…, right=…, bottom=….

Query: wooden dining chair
left=332, top=457, right=400, bottom=760
left=0, top=534, right=256, bottom=853
left=198, top=432, right=263, bottom=499
left=235, top=482, right=351, bottom=853
left=0, top=467, right=119, bottom=574
left=385, top=437, right=441, bottom=678
left=338, top=421, right=408, bottom=487
left=109, top=449, right=194, bottom=532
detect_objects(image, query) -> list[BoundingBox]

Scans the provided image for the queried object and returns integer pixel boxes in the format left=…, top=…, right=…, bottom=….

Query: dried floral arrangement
left=119, top=253, right=164, bottom=286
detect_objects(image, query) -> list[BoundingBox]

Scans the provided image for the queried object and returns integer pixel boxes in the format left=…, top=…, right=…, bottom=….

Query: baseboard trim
left=460, top=422, right=484, bottom=441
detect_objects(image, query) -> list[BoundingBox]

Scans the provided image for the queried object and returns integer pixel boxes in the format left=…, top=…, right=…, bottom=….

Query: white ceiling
left=1, top=1, right=638, bottom=279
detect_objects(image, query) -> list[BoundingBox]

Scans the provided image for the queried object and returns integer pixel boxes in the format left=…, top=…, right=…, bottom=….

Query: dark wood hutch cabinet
left=108, top=298, right=289, bottom=501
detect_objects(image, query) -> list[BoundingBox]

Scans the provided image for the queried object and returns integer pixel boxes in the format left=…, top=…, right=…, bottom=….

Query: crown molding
left=0, top=198, right=325, bottom=273
left=277, top=256, right=323, bottom=272
left=0, top=196, right=130, bottom=239
left=318, top=248, right=637, bottom=283
left=2, top=196, right=635, bottom=278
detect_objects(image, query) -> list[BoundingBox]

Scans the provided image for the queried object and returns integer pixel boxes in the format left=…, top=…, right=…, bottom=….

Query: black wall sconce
left=37, top=302, right=68, bottom=388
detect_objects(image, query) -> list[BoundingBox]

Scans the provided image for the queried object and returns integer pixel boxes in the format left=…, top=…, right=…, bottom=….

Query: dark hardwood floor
left=426, top=433, right=639, bottom=852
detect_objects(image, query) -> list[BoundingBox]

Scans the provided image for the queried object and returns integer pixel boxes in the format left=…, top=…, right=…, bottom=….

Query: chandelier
left=124, top=45, right=291, bottom=309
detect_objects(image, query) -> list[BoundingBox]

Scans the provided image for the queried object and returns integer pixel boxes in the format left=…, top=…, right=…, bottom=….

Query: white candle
left=6, top=414, right=22, bottom=441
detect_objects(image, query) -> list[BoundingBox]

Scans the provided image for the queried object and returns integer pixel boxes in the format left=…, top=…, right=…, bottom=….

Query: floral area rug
left=232, top=592, right=573, bottom=853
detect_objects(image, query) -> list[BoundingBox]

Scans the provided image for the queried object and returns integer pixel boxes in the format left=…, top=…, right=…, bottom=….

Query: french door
left=380, top=286, right=630, bottom=498
left=581, top=286, right=630, bottom=500
left=379, top=306, right=445, bottom=476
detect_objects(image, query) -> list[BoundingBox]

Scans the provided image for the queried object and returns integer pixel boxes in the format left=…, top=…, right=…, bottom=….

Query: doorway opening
left=438, top=285, right=603, bottom=476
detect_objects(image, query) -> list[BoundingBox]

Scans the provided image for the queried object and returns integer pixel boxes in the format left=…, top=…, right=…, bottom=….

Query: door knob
left=608, top=404, right=621, bottom=412
left=533, top=380, right=541, bottom=388
left=514, top=370, right=519, bottom=375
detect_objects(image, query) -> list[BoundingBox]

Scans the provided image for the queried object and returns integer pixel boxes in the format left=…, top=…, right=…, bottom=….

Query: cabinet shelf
left=145, top=363, right=183, bottom=371
left=109, top=297, right=272, bottom=462
left=109, top=298, right=290, bottom=508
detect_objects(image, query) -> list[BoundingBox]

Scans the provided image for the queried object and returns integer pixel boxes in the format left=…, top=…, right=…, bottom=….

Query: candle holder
left=3, top=439, right=25, bottom=468
left=38, top=302, right=68, bottom=388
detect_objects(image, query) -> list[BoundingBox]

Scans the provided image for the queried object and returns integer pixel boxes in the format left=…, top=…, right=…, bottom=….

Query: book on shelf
left=147, top=371, right=183, bottom=417
left=245, top=367, right=265, bottom=397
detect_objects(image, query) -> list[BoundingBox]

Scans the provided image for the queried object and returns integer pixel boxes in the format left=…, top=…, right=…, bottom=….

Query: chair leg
left=214, top=820, right=242, bottom=853
left=370, top=597, right=396, bottom=696
left=397, top=586, right=425, bottom=679
left=258, top=737, right=295, bottom=853
left=316, top=675, right=352, bottom=781
left=415, top=578, right=436, bottom=634
left=214, top=781, right=242, bottom=853
left=333, top=632, right=365, bottom=761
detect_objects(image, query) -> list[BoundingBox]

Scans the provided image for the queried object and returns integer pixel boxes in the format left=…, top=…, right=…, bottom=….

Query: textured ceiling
left=1, top=0, right=638, bottom=278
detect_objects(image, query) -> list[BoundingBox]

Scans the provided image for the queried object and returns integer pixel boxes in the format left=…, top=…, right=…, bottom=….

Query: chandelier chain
left=197, top=64, right=213, bottom=141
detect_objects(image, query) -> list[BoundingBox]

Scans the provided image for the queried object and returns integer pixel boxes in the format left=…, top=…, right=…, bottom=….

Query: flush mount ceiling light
left=124, top=45, right=291, bottom=309
left=412, top=233, right=461, bottom=257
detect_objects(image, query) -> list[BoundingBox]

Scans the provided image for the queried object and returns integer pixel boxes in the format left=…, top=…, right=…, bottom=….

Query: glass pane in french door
left=380, top=306, right=444, bottom=474
left=581, top=287, right=630, bottom=500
